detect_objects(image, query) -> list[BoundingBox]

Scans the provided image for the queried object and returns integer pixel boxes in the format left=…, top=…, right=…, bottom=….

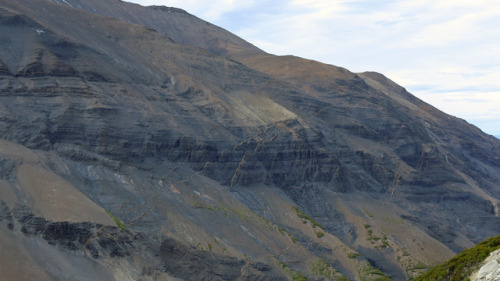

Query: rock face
left=0, top=0, right=500, bottom=280
left=471, top=249, right=500, bottom=281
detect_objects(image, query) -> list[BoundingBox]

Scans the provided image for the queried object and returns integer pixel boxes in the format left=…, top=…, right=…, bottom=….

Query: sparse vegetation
left=292, top=206, right=324, bottom=230
left=311, top=259, right=349, bottom=280
left=348, top=252, right=360, bottom=259
left=105, top=210, right=127, bottom=230
left=362, top=208, right=374, bottom=218
left=312, top=259, right=331, bottom=278
left=381, top=216, right=404, bottom=224
left=359, top=261, right=392, bottom=281
left=275, top=258, right=309, bottom=281
left=249, top=209, right=299, bottom=244
left=413, top=261, right=428, bottom=270
left=364, top=226, right=390, bottom=248
left=191, top=202, right=231, bottom=217
left=192, top=201, right=218, bottom=212
left=413, top=234, right=500, bottom=281
left=316, top=231, right=325, bottom=238
left=379, top=238, right=390, bottom=248
left=231, top=207, right=250, bottom=222
left=277, top=226, right=286, bottom=236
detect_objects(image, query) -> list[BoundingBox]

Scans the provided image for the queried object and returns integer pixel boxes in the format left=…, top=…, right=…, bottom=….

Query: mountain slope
left=0, top=0, right=499, bottom=280
left=414, top=234, right=500, bottom=281
left=48, top=0, right=264, bottom=56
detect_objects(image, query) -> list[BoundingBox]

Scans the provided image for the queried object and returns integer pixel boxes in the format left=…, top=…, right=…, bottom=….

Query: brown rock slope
left=0, top=0, right=499, bottom=280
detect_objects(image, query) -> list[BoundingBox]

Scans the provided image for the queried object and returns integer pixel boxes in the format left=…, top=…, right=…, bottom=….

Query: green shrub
left=275, top=258, right=309, bottom=281
left=292, top=206, right=324, bottom=230
left=105, top=210, right=127, bottom=230
left=348, top=252, right=360, bottom=259
left=414, top=234, right=500, bottom=281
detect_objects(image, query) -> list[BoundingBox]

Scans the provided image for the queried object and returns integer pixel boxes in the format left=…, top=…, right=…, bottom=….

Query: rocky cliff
left=471, top=249, right=500, bottom=281
left=0, top=0, right=500, bottom=280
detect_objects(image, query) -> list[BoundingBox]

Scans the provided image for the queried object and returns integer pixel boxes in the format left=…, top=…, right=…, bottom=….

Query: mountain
left=0, top=0, right=500, bottom=280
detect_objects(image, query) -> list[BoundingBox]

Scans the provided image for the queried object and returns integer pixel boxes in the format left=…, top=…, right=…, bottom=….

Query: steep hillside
left=48, top=0, right=263, bottom=56
left=414, top=234, right=500, bottom=281
left=0, top=0, right=499, bottom=280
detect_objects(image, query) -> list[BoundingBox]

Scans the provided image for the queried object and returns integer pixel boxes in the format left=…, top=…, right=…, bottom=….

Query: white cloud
left=126, top=0, right=500, bottom=134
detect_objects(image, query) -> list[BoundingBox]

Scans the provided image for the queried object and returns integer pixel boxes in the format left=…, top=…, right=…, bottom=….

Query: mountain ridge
left=0, top=0, right=499, bottom=280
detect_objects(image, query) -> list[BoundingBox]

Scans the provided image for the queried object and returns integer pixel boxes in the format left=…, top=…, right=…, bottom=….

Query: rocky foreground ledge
left=471, top=249, right=500, bottom=281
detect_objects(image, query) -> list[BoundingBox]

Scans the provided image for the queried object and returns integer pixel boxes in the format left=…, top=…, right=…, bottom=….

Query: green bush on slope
left=413, top=234, right=500, bottom=281
left=105, top=210, right=127, bottom=230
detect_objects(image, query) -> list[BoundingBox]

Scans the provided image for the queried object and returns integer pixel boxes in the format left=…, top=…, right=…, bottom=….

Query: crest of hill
left=48, top=0, right=263, bottom=55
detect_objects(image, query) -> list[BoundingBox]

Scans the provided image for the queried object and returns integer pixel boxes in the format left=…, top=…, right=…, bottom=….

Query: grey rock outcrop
left=471, top=249, right=500, bottom=281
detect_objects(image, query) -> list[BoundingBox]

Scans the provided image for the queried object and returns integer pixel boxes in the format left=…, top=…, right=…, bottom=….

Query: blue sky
left=127, top=0, right=500, bottom=136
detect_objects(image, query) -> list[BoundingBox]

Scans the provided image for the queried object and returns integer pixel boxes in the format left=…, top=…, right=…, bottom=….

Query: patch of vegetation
left=413, top=261, right=428, bottom=270
left=348, top=252, right=360, bottom=259
left=277, top=226, right=286, bottom=236
left=365, top=227, right=389, bottom=248
left=362, top=208, right=374, bottom=218
left=312, top=259, right=351, bottom=281
left=413, top=234, right=500, bottom=281
left=360, top=261, right=392, bottom=281
left=379, top=239, right=390, bottom=248
left=275, top=258, right=309, bottom=281
left=256, top=212, right=273, bottom=228
left=192, top=202, right=232, bottom=217
left=381, top=216, right=404, bottom=224
left=192, top=201, right=217, bottom=212
left=316, top=231, right=325, bottom=238
left=374, top=235, right=390, bottom=249
left=291, top=272, right=309, bottom=281
left=195, top=202, right=302, bottom=246
left=312, top=259, right=331, bottom=278
left=276, top=259, right=287, bottom=269
left=252, top=211, right=299, bottom=244
left=219, top=205, right=229, bottom=217
left=230, top=207, right=250, bottom=222
left=292, top=206, right=324, bottom=230
left=105, top=210, right=127, bottom=230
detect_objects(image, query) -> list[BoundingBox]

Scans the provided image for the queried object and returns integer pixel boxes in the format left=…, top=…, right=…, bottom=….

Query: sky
left=126, top=0, right=500, bottom=136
